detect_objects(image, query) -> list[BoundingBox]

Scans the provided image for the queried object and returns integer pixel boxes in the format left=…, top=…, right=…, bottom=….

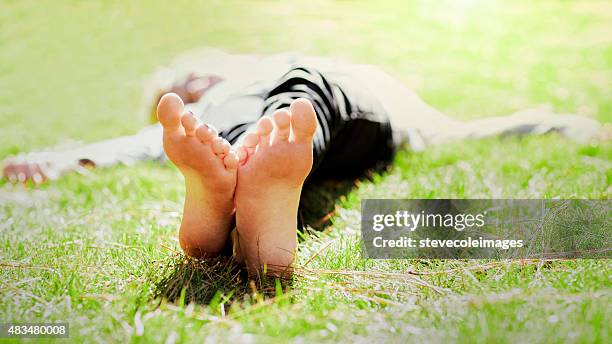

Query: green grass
left=1, top=0, right=611, bottom=342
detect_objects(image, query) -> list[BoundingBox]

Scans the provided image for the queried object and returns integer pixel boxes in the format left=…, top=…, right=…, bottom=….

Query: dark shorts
left=220, top=66, right=397, bottom=180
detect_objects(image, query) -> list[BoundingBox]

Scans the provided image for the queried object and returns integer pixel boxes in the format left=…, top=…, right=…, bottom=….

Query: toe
left=243, top=132, right=259, bottom=156
left=181, top=111, right=199, bottom=136
left=243, top=132, right=259, bottom=148
left=223, top=151, right=239, bottom=170
left=157, top=93, right=184, bottom=132
left=195, top=124, right=218, bottom=143
left=272, top=109, right=291, bottom=143
left=290, top=98, right=318, bottom=143
left=212, top=137, right=231, bottom=156
left=256, top=116, right=274, bottom=148
left=236, top=146, right=248, bottom=164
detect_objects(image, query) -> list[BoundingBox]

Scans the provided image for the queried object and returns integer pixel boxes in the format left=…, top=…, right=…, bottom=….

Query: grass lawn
left=1, top=0, right=611, bottom=342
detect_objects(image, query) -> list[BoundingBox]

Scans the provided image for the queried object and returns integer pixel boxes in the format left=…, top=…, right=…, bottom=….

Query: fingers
left=3, top=162, right=47, bottom=185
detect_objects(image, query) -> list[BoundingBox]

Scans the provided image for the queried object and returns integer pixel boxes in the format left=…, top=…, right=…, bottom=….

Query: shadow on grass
left=152, top=255, right=293, bottom=305
left=298, top=178, right=359, bottom=231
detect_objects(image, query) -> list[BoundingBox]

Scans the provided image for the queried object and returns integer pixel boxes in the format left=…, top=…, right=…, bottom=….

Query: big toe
left=157, top=93, right=184, bottom=130
left=290, top=98, right=318, bottom=142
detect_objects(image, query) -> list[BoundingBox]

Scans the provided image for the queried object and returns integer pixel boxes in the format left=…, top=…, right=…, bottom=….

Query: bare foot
left=157, top=93, right=239, bottom=258
left=235, top=98, right=318, bottom=276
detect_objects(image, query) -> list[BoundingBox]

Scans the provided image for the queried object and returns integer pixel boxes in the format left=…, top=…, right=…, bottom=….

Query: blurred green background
left=1, top=0, right=610, bottom=157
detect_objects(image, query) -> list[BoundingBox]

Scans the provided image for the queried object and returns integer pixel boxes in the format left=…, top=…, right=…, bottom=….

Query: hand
left=2, top=152, right=80, bottom=185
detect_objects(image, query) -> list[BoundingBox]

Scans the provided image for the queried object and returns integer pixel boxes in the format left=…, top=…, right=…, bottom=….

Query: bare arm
left=2, top=125, right=164, bottom=184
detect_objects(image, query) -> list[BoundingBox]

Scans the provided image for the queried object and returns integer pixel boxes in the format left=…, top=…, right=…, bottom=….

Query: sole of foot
left=157, top=93, right=239, bottom=258
left=234, top=98, right=318, bottom=277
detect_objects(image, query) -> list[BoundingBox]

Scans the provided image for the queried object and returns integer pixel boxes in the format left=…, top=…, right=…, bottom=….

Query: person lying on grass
left=2, top=49, right=605, bottom=276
